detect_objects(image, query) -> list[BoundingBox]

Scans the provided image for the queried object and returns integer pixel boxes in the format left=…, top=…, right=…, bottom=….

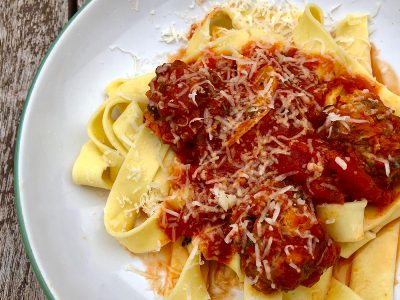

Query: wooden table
left=0, top=1, right=85, bottom=298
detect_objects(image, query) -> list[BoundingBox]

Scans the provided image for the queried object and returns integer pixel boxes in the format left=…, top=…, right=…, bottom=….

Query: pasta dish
left=72, top=1, right=400, bottom=299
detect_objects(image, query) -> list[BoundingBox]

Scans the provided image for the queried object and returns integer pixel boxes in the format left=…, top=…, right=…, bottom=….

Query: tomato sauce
left=145, top=42, right=400, bottom=293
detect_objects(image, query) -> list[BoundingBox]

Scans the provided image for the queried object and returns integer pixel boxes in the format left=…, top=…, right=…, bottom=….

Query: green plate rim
left=13, top=1, right=93, bottom=299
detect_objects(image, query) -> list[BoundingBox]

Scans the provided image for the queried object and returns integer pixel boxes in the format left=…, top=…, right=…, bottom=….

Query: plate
left=15, top=0, right=400, bottom=299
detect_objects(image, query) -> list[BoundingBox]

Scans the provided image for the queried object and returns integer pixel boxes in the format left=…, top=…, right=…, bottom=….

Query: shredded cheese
left=335, top=156, right=348, bottom=171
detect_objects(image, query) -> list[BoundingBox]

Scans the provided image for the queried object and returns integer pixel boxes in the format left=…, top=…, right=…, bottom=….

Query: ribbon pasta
left=72, top=2, right=400, bottom=300
left=103, top=128, right=170, bottom=253
left=166, top=242, right=210, bottom=300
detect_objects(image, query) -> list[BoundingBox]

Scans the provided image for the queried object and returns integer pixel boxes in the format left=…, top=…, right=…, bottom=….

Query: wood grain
left=0, top=1, right=69, bottom=299
left=77, top=0, right=87, bottom=9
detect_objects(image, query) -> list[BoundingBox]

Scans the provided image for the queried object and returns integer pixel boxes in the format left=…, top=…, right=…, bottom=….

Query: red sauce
left=145, top=42, right=400, bottom=293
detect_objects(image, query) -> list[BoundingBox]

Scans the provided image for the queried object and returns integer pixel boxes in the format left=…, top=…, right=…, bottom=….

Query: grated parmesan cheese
left=375, top=157, right=391, bottom=177
left=335, top=156, right=348, bottom=171
left=160, top=24, right=188, bottom=44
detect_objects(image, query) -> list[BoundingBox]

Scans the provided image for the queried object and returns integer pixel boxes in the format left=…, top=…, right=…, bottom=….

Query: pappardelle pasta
left=73, top=1, right=400, bottom=299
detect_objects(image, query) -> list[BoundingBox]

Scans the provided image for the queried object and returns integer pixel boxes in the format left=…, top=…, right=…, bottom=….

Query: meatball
left=239, top=188, right=339, bottom=293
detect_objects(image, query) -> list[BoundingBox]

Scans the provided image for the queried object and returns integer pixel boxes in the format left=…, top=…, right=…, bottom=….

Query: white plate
left=15, top=0, right=400, bottom=299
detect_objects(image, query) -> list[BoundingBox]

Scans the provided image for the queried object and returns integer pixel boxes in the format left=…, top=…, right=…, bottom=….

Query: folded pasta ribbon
left=294, top=4, right=400, bottom=116
left=104, top=127, right=171, bottom=253
left=72, top=73, right=155, bottom=188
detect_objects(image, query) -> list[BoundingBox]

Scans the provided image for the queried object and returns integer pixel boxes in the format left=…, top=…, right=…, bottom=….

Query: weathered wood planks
left=0, top=1, right=70, bottom=299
